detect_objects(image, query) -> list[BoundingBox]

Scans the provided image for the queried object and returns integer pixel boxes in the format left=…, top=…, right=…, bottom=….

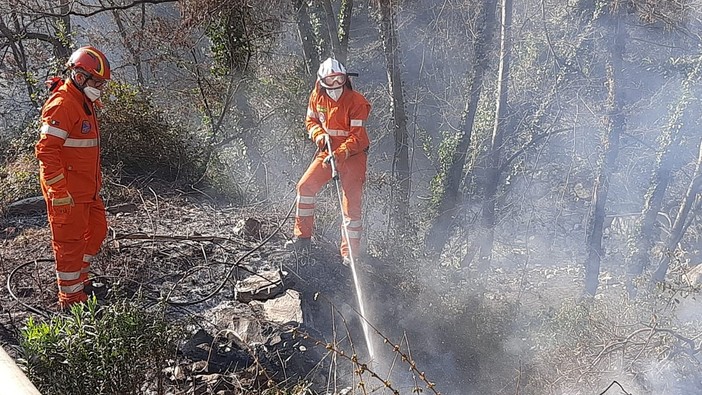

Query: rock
left=191, top=360, right=209, bottom=373
left=210, top=302, right=275, bottom=346
left=243, top=218, right=262, bottom=237
left=181, top=329, right=251, bottom=373
left=106, top=203, right=138, bottom=215
left=250, top=290, right=303, bottom=325
left=193, top=373, right=236, bottom=395
left=232, top=217, right=264, bottom=238
left=235, top=270, right=285, bottom=303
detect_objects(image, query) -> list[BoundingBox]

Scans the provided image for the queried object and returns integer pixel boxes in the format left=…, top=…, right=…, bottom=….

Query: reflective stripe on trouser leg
left=81, top=199, right=108, bottom=284
left=338, top=153, right=367, bottom=259
left=52, top=236, right=87, bottom=306
left=294, top=155, right=332, bottom=239
left=81, top=255, right=93, bottom=285
left=341, top=218, right=363, bottom=259
left=49, top=203, right=90, bottom=307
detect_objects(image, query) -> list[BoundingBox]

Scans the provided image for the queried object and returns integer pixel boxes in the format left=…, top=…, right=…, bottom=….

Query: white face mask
left=326, top=87, right=343, bottom=101
left=84, top=86, right=101, bottom=102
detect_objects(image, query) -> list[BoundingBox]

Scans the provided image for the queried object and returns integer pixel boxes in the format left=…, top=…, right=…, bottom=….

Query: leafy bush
left=20, top=297, right=181, bottom=395
left=99, top=83, right=203, bottom=184
left=0, top=118, right=42, bottom=209
left=0, top=153, right=41, bottom=209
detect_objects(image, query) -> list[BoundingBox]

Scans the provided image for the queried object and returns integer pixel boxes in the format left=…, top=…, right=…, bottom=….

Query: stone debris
left=235, top=269, right=285, bottom=303
left=250, top=289, right=304, bottom=325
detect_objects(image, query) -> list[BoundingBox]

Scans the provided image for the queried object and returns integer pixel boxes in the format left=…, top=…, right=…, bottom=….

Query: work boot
left=285, top=237, right=311, bottom=253
left=84, top=281, right=109, bottom=300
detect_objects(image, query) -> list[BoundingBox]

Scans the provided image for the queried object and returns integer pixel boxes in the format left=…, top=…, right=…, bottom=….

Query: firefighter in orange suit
left=288, top=57, right=372, bottom=265
left=35, top=46, right=111, bottom=309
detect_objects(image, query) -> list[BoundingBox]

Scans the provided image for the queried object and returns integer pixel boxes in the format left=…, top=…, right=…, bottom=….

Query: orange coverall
left=295, top=84, right=371, bottom=259
left=35, top=79, right=107, bottom=308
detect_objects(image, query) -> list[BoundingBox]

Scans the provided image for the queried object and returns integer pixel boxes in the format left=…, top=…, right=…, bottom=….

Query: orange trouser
left=47, top=198, right=107, bottom=308
left=295, top=152, right=366, bottom=258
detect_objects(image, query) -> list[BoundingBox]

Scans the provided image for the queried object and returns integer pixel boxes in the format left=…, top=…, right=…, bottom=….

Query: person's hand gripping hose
left=315, top=133, right=330, bottom=151
left=323, top=137, right=340, bottom=179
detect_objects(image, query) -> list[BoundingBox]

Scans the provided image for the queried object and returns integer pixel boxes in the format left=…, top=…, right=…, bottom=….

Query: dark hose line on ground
left=6, top=260, right=55, bottom=319
left=164, top=200, right=295, bottom=306
left=597, top=381, right=631, bottom=395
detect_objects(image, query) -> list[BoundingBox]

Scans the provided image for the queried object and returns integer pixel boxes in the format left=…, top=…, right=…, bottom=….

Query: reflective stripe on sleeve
left=57, top=270, right=81, bottom=281
left=64, top=138, right=98, bottom=147
left=296, top=208, right=314, bottom=217
left=83, top=254, right=94, bottom=263
left=59, top=283, right=85, bottom=294
left=46, top=173, right=65, bottom=185
left=327, top=129, right=349, bottom=137
left=350, top=119, right=364, bottom=127
left=308, top=125, right=323, bottom=139
left=40, top=124, right=69, bottom=139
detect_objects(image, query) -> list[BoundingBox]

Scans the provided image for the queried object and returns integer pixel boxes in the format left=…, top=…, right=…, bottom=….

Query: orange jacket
left=35, top=79, right=102, bottom=204
left=305, top=85, right=371, bottom=158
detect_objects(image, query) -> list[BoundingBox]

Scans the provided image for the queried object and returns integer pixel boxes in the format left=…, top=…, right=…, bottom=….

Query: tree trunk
left=628, top=58, right=702, bottom=294
left=293, top=0, right=319, bottom=75
left=475, top=0, right=513, bottom=266
left=652, top=139, right=702, bottom=283
left=57, top=0, right=72, bottom=58
left=377, top=0, right=411, bottom=233
left=424, top=0, right=498, bottom=255
left=320, top=0, right=341, bottom=59
left=337, top=0, right=353, bottom=64
left=311, top=0, right=333, bottom=59
left=110, top=4, right=145, bottom=85
left=584, top=10, right=626, bottom=297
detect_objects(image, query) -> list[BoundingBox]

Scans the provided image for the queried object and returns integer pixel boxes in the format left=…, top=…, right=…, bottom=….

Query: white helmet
left=317, top=57, right=347, bottom=89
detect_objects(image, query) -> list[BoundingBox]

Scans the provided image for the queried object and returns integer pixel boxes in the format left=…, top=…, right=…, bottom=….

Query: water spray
left=325, top=137, right=376, bottom=363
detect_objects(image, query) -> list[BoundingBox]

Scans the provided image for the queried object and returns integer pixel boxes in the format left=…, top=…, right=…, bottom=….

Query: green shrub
left=99, top=83, right=203, bottom=184
left=0, top=153, right=41, bottom=209
left=20, top=297, right=181, bottom=395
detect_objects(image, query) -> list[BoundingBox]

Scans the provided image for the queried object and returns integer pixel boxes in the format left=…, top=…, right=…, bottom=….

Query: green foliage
left=0, top=153, right=41, bottom=210
left=100, top=82, right=203, bottom=184
left=207, top=12, right=250, bottom=76
left=205, top=3, right=281, bottom=75
left=428, top=131, right=460, bottom=209
left=20, top=297, right=181, bottom=395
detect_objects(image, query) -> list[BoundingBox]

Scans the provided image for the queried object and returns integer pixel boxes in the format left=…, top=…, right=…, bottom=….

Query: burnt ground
left=2, top=188, right=631, bottom=394
left=4, top=189, right=677, bottom=395
left=0, top=191, right=419, bottom=394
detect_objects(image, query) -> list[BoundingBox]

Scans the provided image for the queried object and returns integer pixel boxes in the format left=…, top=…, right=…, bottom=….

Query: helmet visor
left=322, top=74, right=346, bottom=87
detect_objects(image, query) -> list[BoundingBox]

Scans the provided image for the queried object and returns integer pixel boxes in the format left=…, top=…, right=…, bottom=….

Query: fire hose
left=323, top=136, right=376, bottom=362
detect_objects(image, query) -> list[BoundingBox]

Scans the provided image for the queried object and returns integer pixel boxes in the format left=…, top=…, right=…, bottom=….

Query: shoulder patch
left=81, top=120, right=92, bottom=134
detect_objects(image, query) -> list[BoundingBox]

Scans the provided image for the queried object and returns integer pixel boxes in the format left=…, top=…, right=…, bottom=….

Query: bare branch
left=22, top=0, right=178, bottom=18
